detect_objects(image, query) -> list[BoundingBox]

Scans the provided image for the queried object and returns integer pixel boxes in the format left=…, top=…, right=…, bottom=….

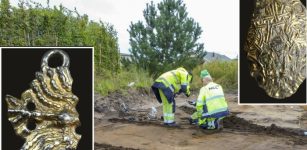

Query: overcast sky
left=10, top=0, right=239, bottom=59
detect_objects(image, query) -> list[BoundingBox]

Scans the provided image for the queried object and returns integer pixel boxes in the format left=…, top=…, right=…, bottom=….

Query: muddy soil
left=95, top=142, right=139, bottom=150
left=94, top=90, right=307, bottom=150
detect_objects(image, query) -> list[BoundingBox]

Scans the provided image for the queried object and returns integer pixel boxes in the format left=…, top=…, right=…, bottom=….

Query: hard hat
left=200, top=70, right=211, bottom=79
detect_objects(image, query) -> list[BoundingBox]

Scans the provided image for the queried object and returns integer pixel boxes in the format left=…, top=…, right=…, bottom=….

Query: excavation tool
left=187, top=100, right=196, bottom=106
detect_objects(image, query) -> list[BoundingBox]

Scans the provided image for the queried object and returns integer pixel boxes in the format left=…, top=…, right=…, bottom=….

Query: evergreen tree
left=128, top=0, right=206, bottom=76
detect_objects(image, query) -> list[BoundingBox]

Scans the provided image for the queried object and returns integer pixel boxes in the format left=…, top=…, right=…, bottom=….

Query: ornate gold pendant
left=245, top=0, right=306, bottom=99
left=6, top=50, right=81, bottom=149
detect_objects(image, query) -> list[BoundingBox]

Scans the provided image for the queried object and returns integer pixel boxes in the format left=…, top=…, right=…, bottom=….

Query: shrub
left=191, top=60, right=238, bottom=92
left=95, top=66, right=153, bottom=96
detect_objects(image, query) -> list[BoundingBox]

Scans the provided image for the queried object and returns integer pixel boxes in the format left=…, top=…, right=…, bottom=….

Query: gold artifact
left=245, top=0, right=306, bottom=99
left=6, top=50, right=81, bottom=149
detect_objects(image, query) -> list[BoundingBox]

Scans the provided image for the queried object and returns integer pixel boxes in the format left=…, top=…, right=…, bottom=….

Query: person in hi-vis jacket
left=152, top=67, right=193, bottom=126
left=190, top=70, right=229, bottom=130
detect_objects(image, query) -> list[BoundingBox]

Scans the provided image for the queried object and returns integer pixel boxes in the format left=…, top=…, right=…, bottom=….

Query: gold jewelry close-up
left=6, top=50, right=81, bottom=149
left=245, top=0, right=306, bottom=99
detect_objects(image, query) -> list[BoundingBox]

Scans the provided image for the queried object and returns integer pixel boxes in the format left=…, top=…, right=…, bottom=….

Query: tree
left=128, top=0, right=206, bottom=76
left=0, top=0, right=12, bottom=45
left=0, top=0, right=120, bottom=74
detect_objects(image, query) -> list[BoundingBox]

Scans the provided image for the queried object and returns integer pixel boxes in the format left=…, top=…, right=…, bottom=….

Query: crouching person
left=190, top=70, right=229, bottom=130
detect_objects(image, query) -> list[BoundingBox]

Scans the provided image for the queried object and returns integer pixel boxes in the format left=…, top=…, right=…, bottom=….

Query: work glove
left=188, top=100, right=196, bottom=106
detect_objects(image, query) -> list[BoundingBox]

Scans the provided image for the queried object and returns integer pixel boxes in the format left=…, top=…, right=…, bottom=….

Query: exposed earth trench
left=94, top=89, right=307, bottom=150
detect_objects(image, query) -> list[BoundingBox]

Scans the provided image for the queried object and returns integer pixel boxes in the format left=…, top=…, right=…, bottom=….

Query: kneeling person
left=190, top=70, right=229, bottom=130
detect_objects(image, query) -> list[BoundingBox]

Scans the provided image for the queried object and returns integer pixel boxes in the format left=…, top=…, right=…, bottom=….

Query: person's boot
left=199, top=120, right=222, bottom=134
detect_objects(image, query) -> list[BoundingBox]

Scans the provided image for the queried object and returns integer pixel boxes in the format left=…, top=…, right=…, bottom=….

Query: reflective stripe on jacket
left=196, top=82, right=229, bottom=119
left=151, top=67, right=191, bottom=103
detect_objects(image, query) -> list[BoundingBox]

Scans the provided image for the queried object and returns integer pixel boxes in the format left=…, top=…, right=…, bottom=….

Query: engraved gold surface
left=6, top=50, right=81, bottom=149
left=245, top=0, right=306, bottom=99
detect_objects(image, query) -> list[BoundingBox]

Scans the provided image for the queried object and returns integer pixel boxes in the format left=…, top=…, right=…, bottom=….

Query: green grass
left=95, top=61, right=238, bottom=96
left=191, top=60, right=238, bottom=92
left=95, top=66, right=153, bottom=96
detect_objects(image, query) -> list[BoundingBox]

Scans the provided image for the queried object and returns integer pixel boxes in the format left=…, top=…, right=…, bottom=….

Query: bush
left=191, top=60, right=238, bottom=92
left=95, top=60, right=238, bottom=95
left=95, top=66, right=153, bottom=96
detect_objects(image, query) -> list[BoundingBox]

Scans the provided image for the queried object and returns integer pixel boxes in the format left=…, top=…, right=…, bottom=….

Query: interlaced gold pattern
left=245, top=0, right=306, bottom=99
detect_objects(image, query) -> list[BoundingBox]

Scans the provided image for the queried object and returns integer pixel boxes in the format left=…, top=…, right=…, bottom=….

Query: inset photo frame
left=239, top=0, right=306, bottom=104
left=1, top=47, right=94, bottom=149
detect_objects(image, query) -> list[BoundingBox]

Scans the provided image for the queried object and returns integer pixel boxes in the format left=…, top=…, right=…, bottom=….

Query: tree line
left=0, top=0, right=120, bottom=74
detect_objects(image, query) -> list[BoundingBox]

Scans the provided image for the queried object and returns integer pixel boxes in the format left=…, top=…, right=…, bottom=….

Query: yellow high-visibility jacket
left=152, top=67, right=192, bottom=103
left=196, top=82, right=229, bottom=119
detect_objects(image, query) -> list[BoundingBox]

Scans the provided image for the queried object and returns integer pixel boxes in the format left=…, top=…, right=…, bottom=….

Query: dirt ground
left=94, top=89, right=307, bottom=150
